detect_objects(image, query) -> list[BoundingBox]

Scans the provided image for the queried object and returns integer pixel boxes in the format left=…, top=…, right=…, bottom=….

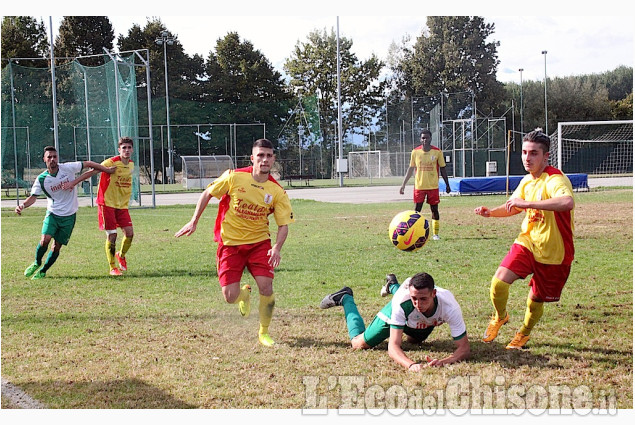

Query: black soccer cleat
left=319, top=287, right=354, bottom=309
left=381, top=273, right=399, bottom=297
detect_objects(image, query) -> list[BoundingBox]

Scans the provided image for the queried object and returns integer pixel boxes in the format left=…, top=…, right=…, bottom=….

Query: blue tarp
left=439, top=174, right=589, bottom=194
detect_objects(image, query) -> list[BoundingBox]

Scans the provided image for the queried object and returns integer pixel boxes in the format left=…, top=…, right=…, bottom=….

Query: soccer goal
left=181, top=155, right=234, bottom=189
left=552, top=120, right=633, bottom=182
left=348, top=150, right=392, bottom=179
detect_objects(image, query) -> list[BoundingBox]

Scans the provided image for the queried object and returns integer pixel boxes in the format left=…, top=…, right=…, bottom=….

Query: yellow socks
left=519, top=297, right=544, bottom=336
left=431, top=219, right=440, bottom=236
left=258, top=293, right=275, bottom=335
left=490, top=277, right=510, bottom=321
left=105, top=240, right=116, bottom=269
left=120, top=235, right=133, bottom=257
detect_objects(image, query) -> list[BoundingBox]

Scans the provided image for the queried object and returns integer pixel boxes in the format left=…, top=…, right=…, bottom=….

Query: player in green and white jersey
left=15, top=146, right=115, bottom=279
left=320, top=272, right=470, bottom=371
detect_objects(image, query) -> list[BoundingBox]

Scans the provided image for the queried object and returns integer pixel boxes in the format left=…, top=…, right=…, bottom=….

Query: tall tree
left=117, top=18, right=204, bottom=103
left=1, top=16, right=49, bottom=67
left=205, top=32, right=289, bottom=103
left=284, top=28, right=386, bottom=164
left=54, top=16, right=114, bottom=66
left=398, top=16, right=504, bottom=113
left=202, top=32, right=292, bottom=155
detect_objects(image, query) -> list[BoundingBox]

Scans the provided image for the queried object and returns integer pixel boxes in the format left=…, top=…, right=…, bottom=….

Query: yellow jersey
left=512, top=166, right=575, bottom=265
left=96, top=156, right=134, bottom=209
left=409, top=145, right=446, bottom=190
left=209, top=167, right=295, bottom=246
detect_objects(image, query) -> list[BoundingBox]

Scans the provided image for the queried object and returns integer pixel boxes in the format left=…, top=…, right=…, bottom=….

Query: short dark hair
left=253, top=138, right=274, bottom=150
left=119, top=137, right=133, bottom=147
left=43, top=146, right=56, bottom=154
left=409, top=272, right=435, bottom=291
left=523, top=129, right=550, bottom=152
left=421, top=129, right=432, bottom=137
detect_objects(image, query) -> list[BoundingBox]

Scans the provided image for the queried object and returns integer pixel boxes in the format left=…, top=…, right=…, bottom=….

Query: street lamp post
left=156, top=31, right=175, bottom=184
left=518, top=68, right=524, bottom=135
left=542, top=50, right=548, bottom=135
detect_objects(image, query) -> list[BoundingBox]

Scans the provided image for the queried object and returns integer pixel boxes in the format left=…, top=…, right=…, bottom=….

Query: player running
left=175, top=139, right=295, bottom=347
left=399, top=130, right=452, bottom=240
left=475, top=129, right=575, bottom=349
left=320, top=272, right=470, bottom=371
left=15, top=145, right=115, bottom=279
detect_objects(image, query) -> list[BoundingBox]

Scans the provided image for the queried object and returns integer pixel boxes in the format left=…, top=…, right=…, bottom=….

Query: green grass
left=1, top=190, right=632, bottom=409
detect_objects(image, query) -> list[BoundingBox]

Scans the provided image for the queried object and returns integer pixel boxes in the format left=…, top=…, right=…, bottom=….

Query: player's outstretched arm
left=63, top=168, right=101, bottom=190
left=388, top=328, right=423, bottom=372
left=83, top=160, right=117, bottom=174
left=174, top=189, right=213, bottom=237
left=15, top=195, right=38, bottom=215
left=425, top=334, right=470, bottom=367
left=474, top=203, right=522, bottom=218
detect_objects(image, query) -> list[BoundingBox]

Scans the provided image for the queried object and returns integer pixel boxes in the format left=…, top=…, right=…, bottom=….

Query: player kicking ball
left=175, top=139, right=295, bottom=347
left=475, top=129, right=575, bottom=350
left=320, top=272, right=470, bottom=371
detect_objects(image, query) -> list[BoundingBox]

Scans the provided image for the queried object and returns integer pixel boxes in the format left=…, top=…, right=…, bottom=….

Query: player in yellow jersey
left=400, top=130, right=451, bottom=240
left=175, top=139, right=295, bottom=347
left=69, top=137, right=135, bottom=276
left=474, top=129, right=575, bottom=349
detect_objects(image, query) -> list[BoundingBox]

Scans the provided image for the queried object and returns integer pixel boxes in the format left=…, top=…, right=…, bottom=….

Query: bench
left=2, top=178, right=31, bottom=198
left=285, top=175, right=314, bottom=187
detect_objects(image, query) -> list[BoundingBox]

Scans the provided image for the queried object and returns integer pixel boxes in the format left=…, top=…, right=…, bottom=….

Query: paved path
left=2, top=177, right=631, bottom=209
left=1, top=185, right=410, bottom=208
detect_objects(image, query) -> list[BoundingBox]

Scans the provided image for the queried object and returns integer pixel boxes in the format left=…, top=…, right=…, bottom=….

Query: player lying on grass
left=320, top=272, right=470, bottom=371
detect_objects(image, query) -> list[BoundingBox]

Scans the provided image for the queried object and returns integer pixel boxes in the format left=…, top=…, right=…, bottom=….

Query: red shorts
left=216, top=239, right=274, bottom=287
left=500, top=243, right=571, bottom=302
left=413, top=189, right=440, bottom=205
left=98, top=205, right=133, bottom=231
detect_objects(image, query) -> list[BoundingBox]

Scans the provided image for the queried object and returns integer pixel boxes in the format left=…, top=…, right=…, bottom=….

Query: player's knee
left=351, top=335, right=370, bottom=350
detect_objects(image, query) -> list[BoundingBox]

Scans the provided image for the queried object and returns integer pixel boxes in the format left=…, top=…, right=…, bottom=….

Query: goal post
left=553, top=120, right=633, bottom=177
left=348, top=150, right=392, bottom=178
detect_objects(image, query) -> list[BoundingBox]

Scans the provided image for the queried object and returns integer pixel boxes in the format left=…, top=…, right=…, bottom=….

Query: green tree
left=397, top=16, right=504, bottom=113
left=611, top=92, right=633, bottom=120
left=202, top=32, right=292, bottom=155
left=284, top=28, right=386, bottom=171
left=117, top=18, right=205, bottom=104
left=1, top=16, right=49, bottom=67
left=54, top=16, right=114, bottom=66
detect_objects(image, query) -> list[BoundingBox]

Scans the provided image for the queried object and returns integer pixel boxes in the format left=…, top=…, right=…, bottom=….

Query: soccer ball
left=388, top=210, right=430, bottom=252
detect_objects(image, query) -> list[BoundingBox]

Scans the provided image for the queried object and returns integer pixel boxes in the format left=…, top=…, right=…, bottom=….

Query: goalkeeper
left=319, top=272, right=470, bottom=371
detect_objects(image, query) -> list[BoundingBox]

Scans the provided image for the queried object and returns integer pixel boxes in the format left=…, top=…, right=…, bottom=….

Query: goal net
left=181, top=155, right=234, bottom=189
left=348, top=150, right=392, bottom=178
left=551, top=120, right=633, bottom=179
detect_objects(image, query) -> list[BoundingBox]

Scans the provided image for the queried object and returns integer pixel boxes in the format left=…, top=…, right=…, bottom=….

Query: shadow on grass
left=17, top=268, right=216, bottom=281
left=18, top=378, right=196, bottom=408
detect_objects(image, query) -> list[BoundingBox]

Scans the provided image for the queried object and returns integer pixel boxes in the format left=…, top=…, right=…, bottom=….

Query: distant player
left=69, top=137, right=136, bottom=276
left=475, top=129, right=575, bottom=349
left=175, top=139, right=295, bottom=347
left=399, top=130, right=451, bottom=240
left=15, top=146, right=115, bottom=279
left=319, top=272, right=470, bottom=371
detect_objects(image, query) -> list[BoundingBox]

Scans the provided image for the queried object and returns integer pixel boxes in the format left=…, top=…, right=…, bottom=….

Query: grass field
left=1, top=190, right=632, bottom=410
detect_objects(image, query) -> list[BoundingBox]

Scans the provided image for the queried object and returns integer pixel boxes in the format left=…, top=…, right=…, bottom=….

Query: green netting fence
left=1, top=52, right=141, bottom=202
